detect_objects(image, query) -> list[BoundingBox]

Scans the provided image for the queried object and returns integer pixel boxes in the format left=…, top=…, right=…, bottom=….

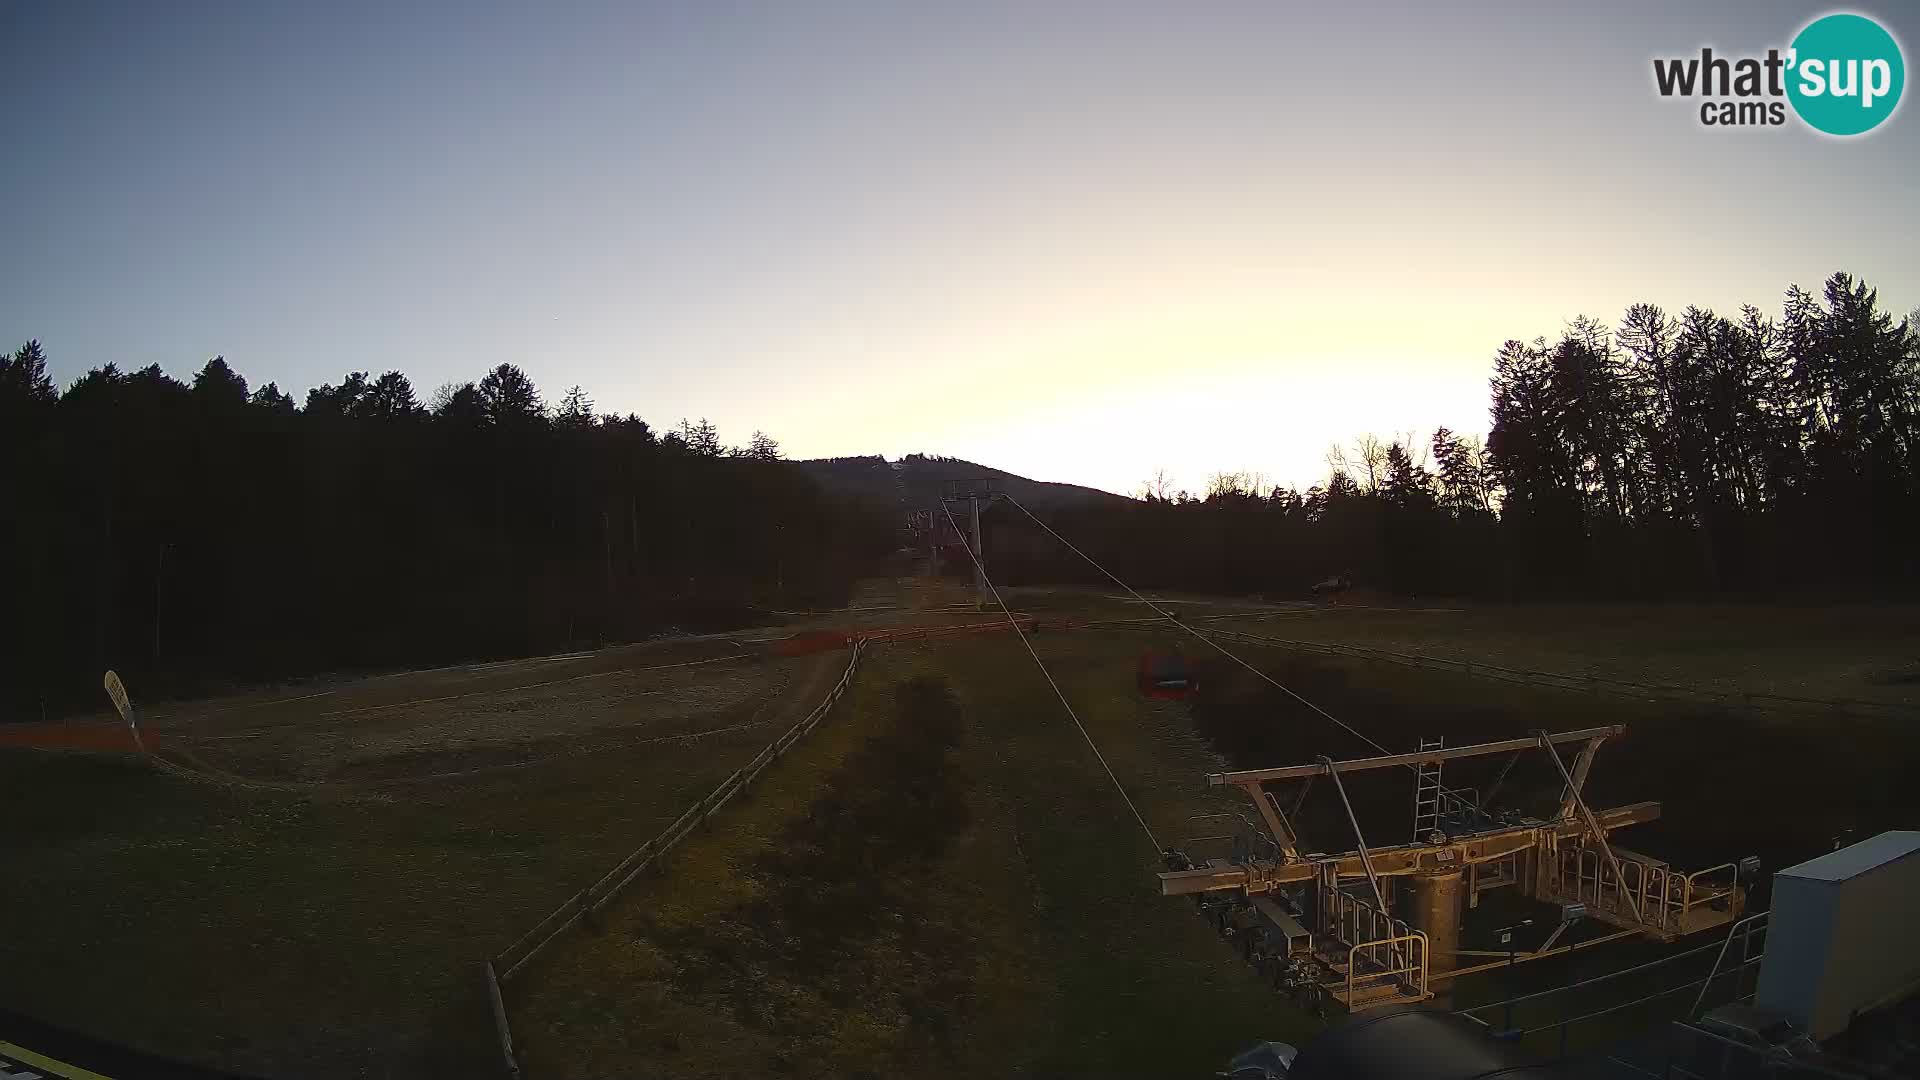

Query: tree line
left=993, top=272, right=1919, bottom=601
left=0, top=354, right=891, bottom=719
left=6, top=270, right=1912, bottom=716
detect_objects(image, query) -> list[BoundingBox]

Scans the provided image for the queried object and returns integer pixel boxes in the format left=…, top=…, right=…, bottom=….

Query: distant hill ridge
left=797, top=453, right=1134, bottom=511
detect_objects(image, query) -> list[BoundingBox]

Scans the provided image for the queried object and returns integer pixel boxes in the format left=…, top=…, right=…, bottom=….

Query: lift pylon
left=940, top=477, right=1002, bottom=609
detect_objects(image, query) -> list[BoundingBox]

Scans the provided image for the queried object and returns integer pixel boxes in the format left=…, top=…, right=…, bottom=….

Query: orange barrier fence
left=768, top=615, right=1070, bottom=655
left=0, top=720, right=146, bottom=753
left=857, top=617, right=1037, bottom=643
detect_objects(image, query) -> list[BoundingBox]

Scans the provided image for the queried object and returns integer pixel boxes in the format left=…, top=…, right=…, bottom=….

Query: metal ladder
left=1412, top=737, right=1445, bottom=840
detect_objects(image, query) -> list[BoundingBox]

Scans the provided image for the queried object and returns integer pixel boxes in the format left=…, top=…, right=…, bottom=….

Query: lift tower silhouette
left=941, top=477, right=1002, bottom=608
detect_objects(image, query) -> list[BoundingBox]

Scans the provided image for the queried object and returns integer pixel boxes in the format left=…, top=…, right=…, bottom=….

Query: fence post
left=485, top=959, right=521, bottom=1079
left=479, top=637, right=866, bottom=1070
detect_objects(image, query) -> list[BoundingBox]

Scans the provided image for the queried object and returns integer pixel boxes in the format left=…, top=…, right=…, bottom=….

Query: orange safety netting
left=0, top=721, right=148, bottom=753
left=770, top=616, right=1071, bottom=656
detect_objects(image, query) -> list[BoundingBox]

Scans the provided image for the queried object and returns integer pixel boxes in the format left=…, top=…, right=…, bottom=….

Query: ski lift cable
left=1002, top=494, right=1409, bottom=766
left=939, top=502, right=1163, bottom=854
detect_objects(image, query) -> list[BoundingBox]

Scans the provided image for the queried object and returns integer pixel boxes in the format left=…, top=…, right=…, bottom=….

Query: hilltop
left=796, top=453, right=1135, bottom=512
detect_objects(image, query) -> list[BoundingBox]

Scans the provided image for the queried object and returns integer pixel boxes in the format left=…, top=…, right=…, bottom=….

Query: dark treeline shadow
left=5, top=271, right=1912, bottom=716
left=989, top=272, right=1919, bottom=602
left=0, top=358, right=893, bottom=720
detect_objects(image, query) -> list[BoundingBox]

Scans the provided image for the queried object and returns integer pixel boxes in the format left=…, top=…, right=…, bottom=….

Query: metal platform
left=1164, top=725, right=1755, bottom=1014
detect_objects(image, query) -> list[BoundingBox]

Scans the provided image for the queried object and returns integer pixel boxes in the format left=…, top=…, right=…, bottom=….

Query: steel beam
left=1235, top=780, right=1300, bottom=859
left=1158, top=801, right=1661, bottom=896
left=1208, top=726, right=1625, bottom=785
left=1555, top=734, right=1606, bottom=821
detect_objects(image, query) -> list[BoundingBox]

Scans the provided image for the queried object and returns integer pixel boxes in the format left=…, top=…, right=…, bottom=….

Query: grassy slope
left=993, top=585, right=1920, bottom=706
left=0, top=703, right=806, bottom=1078
left=514, top=637, right=1315, bottom=1078
left=1232, top=602, right=1920, bottom=705
left=950, top=632, right=1318, bottom=1074
left=11, top=589, right=1916, bottom=1077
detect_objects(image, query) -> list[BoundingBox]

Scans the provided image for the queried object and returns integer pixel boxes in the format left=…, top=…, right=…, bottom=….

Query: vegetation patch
left=662, top=676, right=973, bottom=1073
left=0, top=690, right=796, bottom=1079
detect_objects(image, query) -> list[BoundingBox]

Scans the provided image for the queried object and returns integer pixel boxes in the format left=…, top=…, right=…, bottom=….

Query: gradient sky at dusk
left=5, top=2, right=1917, bottom=494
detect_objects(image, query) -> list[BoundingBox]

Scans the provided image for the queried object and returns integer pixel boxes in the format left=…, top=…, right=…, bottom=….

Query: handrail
left=1552, top=843, right=1747, bottom=937
left=1183, top=810, right=1279, bottom=862
left=1457, top=934, right=1735, bottom=1019
left=1522, top=974, right=1714, bottom=1036
left=1689, top=911, right=1769, bottom=1017
left=1667, top=1022, right=1861, bottom=1080
left=1347, top=931, right=1429, bottom=1002
left=1685, top=861, right=1740, bottom=896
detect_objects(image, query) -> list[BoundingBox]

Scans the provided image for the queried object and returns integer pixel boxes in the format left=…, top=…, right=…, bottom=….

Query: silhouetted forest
left=992, top=273, right=1920, bottom=600
left=6, top=271, right=1914, bottom=718
left=0, top=356, right=891, bottom=719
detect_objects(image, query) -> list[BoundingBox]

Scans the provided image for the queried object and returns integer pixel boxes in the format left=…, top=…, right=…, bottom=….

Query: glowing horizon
left=5, top=2, right=1916, bottom=499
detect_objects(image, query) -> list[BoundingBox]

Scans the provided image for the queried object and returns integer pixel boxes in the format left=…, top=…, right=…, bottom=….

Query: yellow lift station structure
left=1160, top=725, right=1757, bottom=1013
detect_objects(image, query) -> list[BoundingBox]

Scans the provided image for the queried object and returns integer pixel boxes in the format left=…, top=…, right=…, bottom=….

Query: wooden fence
left=483, top=638, right=868, bottom=1078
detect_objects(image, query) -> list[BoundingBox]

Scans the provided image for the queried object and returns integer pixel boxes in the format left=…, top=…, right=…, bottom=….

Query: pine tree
left=678, top=417, right=721, bottom=456
left=250, top=382, right=296, bottom=412
left=745, top=430, right=781, bottom=460
left=477, top=364, right=544, bottom=425
left=557, top=385, right=596, bottom=429
left=360, top=371, right=423, bottom=420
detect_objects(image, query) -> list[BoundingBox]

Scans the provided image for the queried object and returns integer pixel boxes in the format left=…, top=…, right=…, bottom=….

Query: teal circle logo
left=1787, top=13, right=1904, bottom=136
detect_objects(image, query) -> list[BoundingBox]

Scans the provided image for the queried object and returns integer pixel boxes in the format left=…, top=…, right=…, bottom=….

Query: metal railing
left=1469, top=852, right=1520, bottom=896
left=1548, top=842, right=1744, bottom=934
left=483, top=639, right=868, bottom=1077
left=1665, top=1020, right=1860, bottom=1079
left=1439, top=785, right=1480, bottom=817
left=1183, top=810, right=1282, bottom=864
left=1347, top=931, right=1429, bottom=1004
left=1325, top=886, right=1416, bottom=952
left=1320, top=885, right=1430, bottom=1005
left=1457, top=917, right=1771, bottom=1059
left=1689, top=912, right=1769, bottom=1018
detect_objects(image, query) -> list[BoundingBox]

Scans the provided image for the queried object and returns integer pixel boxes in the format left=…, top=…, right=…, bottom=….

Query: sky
left=5, top=1, right=1918, bottom=496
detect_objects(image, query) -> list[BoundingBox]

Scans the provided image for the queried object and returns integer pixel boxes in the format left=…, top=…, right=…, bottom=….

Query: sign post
left=103, top=670, right=144, bottom=753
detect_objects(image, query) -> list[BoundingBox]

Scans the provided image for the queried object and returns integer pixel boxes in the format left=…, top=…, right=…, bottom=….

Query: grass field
left=4, top=583, right=1918, bottom=1077
left=511, top=636, right=1315, bottom=1078
left=1032, top=592, right=1920, bottom=707
left=0, top=643, right=843, bottom=1078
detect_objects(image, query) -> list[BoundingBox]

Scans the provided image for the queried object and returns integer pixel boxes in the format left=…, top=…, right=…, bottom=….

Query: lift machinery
left=1162, top=725, right=1757, bottom=1013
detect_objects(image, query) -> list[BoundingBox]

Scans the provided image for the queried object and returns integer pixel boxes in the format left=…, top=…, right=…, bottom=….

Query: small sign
left=1561, top=902, right=1587, bottom=922
left=1499, top=930, right=1513, bottom=945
